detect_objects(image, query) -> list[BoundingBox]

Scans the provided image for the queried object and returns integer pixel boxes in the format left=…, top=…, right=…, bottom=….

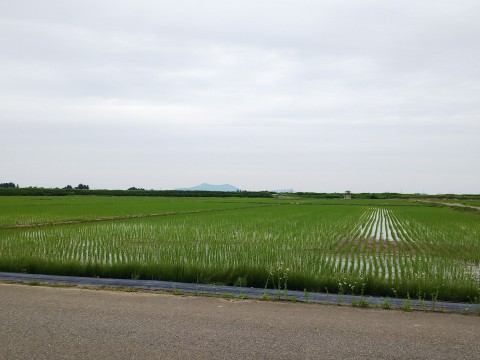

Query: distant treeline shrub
left=296, top=192, right=480, bottom=200
left=0, top=186, right=478, bottom=200
left=0, top=187, right=274, bottom=198
left=0, top=182, right=18, bottom=188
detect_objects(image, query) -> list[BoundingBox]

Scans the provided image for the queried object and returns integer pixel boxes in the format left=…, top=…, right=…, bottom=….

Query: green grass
left=0, top=196, right=479, bottom=302
left=0, top=196, right=286, bottom=227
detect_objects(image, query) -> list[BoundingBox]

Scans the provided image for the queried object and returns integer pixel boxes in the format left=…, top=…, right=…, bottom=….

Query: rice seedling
left=0, top=196, right=478, bottom=302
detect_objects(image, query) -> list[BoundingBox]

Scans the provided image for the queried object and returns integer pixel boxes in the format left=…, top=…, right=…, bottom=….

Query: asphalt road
left=0, top=284, right=479, bottom=360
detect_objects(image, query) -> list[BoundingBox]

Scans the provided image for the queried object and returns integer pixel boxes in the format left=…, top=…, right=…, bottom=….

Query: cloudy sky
left=1, top=1, right=479, bottom=193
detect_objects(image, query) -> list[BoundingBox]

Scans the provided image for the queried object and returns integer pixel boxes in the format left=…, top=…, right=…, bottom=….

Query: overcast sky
left=1, top=1, right=479, bottom=193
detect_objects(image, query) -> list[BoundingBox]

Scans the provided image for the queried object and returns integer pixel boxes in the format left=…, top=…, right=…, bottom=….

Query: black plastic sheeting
left=1, top=272, right=479, bottom=314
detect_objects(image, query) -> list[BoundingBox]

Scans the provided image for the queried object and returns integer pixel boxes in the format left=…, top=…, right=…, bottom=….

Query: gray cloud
left=1, top=1, right=479, bottom=193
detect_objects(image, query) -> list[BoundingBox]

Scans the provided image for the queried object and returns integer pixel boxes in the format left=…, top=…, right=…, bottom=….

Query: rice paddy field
left=1, top=196, right=479, bottom=302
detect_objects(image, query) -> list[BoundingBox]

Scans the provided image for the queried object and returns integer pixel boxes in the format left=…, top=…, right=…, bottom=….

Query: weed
left=131, top=272, right=140, bottom=280
left=351, top=299, right=358, bottom=307
left=403, top=292, right=411, bottom=312
left=381, top=298, right=392, bottom=310
left=430, top=287, right=440, bottom=311
left=0, top=280, right=16, bottom=284
left=25, top=281, right=42, bottom=286
left=259, top=293, right=274, bottom=301
left=171, top=287, right=184, bottom=296
left=283, top=270, right=289, bottom=300
left=391, top=288, right=398, bottom=300
left=359, top=299, right=369, bottom=308
left=418, top=298, right=427, bottom=311
left=304, top=288, right=310, bottom=303
left=265, top=263, right=289, bottom=300
left=238, top=291, right=248, bottom=300
left=119, top=287, right=136, bottom=293
left=338, top=281, right=346, bottom=304
left=49, top=283, right=75, bottom=288
left=360, top=281, right=366, bottom=297
left=234, top=277, right=247, bottom=287
left=417, top=286, right=427, bottom=311
left=261, top=288, right=269, bottom=299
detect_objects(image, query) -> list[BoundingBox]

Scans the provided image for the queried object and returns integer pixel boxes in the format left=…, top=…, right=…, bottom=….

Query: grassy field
left=0, top=196, right=479, bottom=302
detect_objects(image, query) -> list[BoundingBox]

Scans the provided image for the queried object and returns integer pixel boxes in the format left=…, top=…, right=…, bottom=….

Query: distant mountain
left=175, top=183, right=241, bottom=192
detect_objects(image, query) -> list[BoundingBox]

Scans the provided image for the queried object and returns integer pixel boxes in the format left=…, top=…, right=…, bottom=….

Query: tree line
left=0, top=187, right=274, bottom=198
left=0, top=182, right=19, bottom=188
left=1, top=182, right=478, bottom=200
left=63, top=184, right=90, bottom=190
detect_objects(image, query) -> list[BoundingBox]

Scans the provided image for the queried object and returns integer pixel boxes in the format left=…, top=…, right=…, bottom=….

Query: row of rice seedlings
left=368, top=208, right=381, bottom=239
left=386, top=210, right=419, bottom=253
left=395, top=206, right=480, bottom=264
left=349, top=208, right=373, bottom=238
left=385, top=210, right=413, bottom=253
left=332, top=206, right=479, bottom=299
left=0, top=203, right=478, bottom=301
left=0, top=205, right=354, bottom=284
left=390, top=209, right=479, bottom=299
left=0, top=196, right=260, bottom=227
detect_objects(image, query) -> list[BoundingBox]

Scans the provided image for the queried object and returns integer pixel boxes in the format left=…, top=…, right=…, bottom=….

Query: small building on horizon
left=343, top=190, right=352, bottom=199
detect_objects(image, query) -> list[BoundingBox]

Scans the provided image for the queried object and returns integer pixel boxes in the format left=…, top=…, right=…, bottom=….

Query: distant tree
left=75, top=184, right=89, bottom=190
left=0, top=182, right=17, bottom=188
left=128, top=187, right=145, bottom=191
left=63, top=185, right=73, bottom=189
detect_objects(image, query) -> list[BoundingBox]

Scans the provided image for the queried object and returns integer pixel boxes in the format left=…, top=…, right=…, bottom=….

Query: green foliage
left=0, top=187, right=274, bottom=198
left=0, top=182, right=18, bottom=188
left=0, top=196, right=479, bottom=303
left=359, top=299, right=369, bottom=308
left=265, top=262, right=290, bottom=299
left=304, top=288, right=310, bottom=303
left=381, top=298, right=392, bottom=309
left=171, top=287, right=185, bottom=295
left=234, top=277, right=248, bottom=287
left=403, top=293, right=412, bottom=312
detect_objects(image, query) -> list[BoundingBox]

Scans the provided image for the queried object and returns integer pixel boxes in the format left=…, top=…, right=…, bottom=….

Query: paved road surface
left=1, top=284, right=479, bottom=359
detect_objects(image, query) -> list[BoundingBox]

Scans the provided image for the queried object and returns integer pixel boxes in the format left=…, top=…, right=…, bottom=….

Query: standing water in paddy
left=0, top=197, right=479, bottom=302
